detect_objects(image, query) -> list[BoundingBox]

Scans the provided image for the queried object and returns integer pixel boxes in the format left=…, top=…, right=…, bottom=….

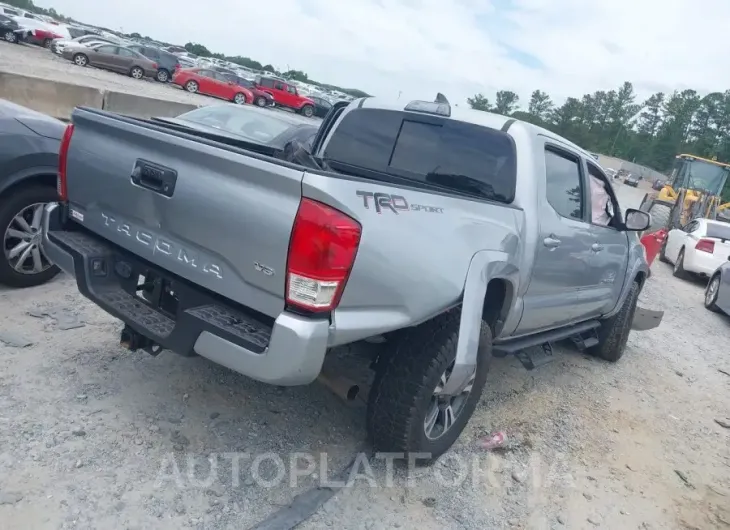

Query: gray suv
left=43, top=96, right=662, bottom=460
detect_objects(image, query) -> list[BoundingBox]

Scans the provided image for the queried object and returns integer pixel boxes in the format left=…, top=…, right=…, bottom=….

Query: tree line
left=468, top=83, right=730, bottom=175
left=4, top=0, right=370, bottom=98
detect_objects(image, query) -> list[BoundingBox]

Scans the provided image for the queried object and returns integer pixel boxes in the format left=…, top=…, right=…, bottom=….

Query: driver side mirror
left=623, top=208, right=650, bottom=232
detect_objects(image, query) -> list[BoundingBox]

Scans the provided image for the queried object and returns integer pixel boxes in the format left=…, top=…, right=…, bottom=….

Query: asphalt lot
left=0, top=63, right=728, bottom=528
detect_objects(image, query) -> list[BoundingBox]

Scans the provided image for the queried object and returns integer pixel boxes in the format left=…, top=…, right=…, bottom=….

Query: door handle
left=543, top=236, right=561, bottom=248
left=591, top=243, right=605, bottom=252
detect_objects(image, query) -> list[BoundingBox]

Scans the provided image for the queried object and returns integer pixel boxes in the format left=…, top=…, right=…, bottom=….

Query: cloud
left=43, top=0, right=730, bottom=107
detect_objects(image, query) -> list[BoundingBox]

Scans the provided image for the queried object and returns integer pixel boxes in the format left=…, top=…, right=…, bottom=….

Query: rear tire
left=299, top=104, right=314, bottom=118
left=673, top=248, right=690, bottom=279
left=658, top=237, right=669, bottom=263
left=130, top=66, right=144, bottom=80
left=588, top=281, right=640, bottom=362
left=255, top=96, right=267, bottom=107
left=43, top=38, right=52, bottom=48
left=4, top=30, right=17, bottom=43
left=233, top=92, right=247, bottom=105
left=647, top=202, right=672, bottom=233
left=705, top=274, right=721, bottom=313
left=156, top=69, right=170, bottom=83
left=367, top=309, right=492, bottom=463
left=0, top=185, right=60, bottom=288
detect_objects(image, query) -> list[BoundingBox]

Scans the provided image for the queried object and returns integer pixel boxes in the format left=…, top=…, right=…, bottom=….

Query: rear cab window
left=321, top=108, right=517, bottom=203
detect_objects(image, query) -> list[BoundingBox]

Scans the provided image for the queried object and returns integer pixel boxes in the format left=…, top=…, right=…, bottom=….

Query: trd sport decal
left=355, top=191, right=444, bottom=214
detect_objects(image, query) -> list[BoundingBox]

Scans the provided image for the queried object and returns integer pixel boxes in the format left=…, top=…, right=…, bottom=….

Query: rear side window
left=707, top=223, right=730, bottom=240
left=544, top=148, right=584, bottom=220
left=322, top=108, right=516, bottom=203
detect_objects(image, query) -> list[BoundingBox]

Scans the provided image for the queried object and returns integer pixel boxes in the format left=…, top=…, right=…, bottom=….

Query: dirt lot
left=0, top=132, right=728, bottom=529
left=0, top=41, right=230, bottom=107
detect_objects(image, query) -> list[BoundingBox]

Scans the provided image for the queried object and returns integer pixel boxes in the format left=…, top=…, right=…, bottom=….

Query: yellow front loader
left=639, top=154, right=730, bottom=232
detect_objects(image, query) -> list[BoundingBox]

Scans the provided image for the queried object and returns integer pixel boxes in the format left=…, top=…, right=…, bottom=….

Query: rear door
left=116, top=47, right=140, bottom=72
left=195, top=69, right=217, bottom=95
left=516, top=143, right=599, bottom=335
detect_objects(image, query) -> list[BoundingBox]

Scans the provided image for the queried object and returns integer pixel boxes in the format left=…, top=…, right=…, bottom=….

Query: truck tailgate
left=64, top=108, right=305, bottom=318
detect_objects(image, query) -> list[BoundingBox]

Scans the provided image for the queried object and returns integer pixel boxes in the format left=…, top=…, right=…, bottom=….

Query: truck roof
left=358, top=97, right=595, bottom=162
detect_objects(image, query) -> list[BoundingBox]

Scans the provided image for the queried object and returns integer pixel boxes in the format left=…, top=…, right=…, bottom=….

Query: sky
left=40, top=0, right=730, bottom=107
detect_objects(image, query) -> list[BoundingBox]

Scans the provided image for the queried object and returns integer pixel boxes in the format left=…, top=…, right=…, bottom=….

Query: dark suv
left=0, top=14, right=19, bottom=43
left=126, top=44, right=180, bottom=83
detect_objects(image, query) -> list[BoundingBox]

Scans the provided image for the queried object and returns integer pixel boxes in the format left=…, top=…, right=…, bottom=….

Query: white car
left=51, top=34, right=118, bottom=55
left=662, top=218, right=730, bottom=279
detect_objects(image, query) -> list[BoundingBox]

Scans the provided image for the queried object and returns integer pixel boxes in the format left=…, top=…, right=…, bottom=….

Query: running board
left=493, top=320, right=601, bottom=367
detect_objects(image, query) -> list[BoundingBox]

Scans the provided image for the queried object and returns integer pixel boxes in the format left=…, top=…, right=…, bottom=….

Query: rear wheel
left=73, top=53, right=88, bottom=67
left=185, top=80, right=198, bottom=93
left=300, top=104, right=314, bottom=118
left=367, top=309, right=492, bottom=462
left=156, top=69, right=170, bottom=83
left=4, top=30, right=17, bottom=43
left=647, top=202, right=672, bottom=233
left=233, top=92, right=247, bottom=105
left=673, top=248, right=690, bottom=279
left=43, top=38, right=52, bottom=48
left=588, top=281, right=640, bottom=362
left=130, top=66, right=144, bottom=80
left=255, top=96, right=267, bottom=107
left=0, top=186, right=60, bottom=288
left=705, top=274, right=721, bottom=312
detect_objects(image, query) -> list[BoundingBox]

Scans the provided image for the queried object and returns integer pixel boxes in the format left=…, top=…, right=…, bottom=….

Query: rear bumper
left=41, top=203, right=329, bottom=385
left=682, top=248, right=723, bottom=277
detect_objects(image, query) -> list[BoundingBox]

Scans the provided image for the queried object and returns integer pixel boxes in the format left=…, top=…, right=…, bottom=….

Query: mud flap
left=631, top=306, right=664, bottom=331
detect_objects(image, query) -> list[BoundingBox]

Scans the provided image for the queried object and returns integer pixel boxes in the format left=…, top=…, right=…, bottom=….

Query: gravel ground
left=0, top=41, right=242, bottom=107
left=1, top=148, right=729, bottom=527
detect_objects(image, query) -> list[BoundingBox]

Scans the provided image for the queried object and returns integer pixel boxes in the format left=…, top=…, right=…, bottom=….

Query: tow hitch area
left=631, top=306, right=664, bottom=331
left=120, top=325, right=163, bottom=355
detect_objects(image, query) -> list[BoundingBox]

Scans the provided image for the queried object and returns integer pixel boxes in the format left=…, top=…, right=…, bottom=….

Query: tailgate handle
left=131, top=160, right=177, bottom=198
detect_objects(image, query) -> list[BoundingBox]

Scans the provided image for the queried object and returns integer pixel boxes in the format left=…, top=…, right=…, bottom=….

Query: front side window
left=95, top=45, right=117, bottom=54
left=544, top=148, right=584, bottom=220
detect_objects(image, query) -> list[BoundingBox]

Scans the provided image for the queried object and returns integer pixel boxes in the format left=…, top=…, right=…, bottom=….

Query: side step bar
left=493, top=320, right=601, bottom=369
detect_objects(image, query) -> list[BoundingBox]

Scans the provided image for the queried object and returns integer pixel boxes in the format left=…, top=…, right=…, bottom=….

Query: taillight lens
left=696, top=239, right=715, bottom=253
left=57, top=123, right=74, bottom=201
left=152, top=62, right=158, bottom=69
left=286, top=198, right=361, bottom=312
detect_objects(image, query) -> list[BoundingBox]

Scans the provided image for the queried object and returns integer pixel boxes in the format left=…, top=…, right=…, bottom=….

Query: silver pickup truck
left=42, top=97, right=662, bottom=460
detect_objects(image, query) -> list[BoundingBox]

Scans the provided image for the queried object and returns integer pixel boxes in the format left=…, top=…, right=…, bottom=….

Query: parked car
left=604, top=168, right=618, bottom=179
left=0, top=99, right=62, bottom=287
left=172, top=68, right=253, bottom=105
left=154, top=104, right=318, bottom=153
left=42, top=98, right=661, bottom=461
left=63, top=43, right=158, bottom=80
left=0, top=13, right=19, bottom=42
left=51, top=34, right=116, bottom=56
left=659, top=218, right=730, bottom=280
left=126, top=44, right=179, bottom=83
left=309, top=96, right=333, bottom=118
left=623, top=174, right=639, bottom=187
left=703, top=260, right=730, bottom=313
left=12, top=16, right=67, bottom=48
left=221, top=74, right=274, bottom=107
left=253, top=75, right=316, bottom=117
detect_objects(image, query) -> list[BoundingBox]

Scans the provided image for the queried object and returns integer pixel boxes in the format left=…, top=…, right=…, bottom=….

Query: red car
left=172, top=68, right=253, bottom=105
left=14, top=18, right=65, bottom=48
left=253, top=76, right=316, bottom=117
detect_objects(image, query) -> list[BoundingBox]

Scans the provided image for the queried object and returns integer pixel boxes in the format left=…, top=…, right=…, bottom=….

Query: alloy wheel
left=3, top=203, right=53, bottom=276
left=706, top=277, right=720, bottom=306
left=423, top=364, right=475, bottom=440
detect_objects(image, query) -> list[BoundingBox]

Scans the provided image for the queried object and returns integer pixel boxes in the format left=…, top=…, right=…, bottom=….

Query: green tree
left=527, top=90, right=553, bottom=121
left=467, top=94, right=492, bottom=112
left=494, top=90, right=519, bottom=115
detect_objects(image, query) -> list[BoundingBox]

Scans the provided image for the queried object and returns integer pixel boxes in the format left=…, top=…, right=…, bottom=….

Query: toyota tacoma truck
left=42, top=97, right=663, bottom=460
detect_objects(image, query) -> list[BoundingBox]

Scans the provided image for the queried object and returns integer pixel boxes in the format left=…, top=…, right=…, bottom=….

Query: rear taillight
left=152, top=62, right=158, bottom=69
left=286, top=199, right=361, bottom=312
left=57, top=123, right=74, bottom=201
left=696, top=239, right=715, bottom=253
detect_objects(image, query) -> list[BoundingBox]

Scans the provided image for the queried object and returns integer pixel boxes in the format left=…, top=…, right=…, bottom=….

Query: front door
left=90, top=44, right=117, bottom=69
left=584, top=161, right=629, bottom=315
left=516, top=144, right=598, bottom=335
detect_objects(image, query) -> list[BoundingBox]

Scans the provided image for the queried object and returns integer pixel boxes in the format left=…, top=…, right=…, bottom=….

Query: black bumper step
left=47, top=228, right=274, bottom=355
